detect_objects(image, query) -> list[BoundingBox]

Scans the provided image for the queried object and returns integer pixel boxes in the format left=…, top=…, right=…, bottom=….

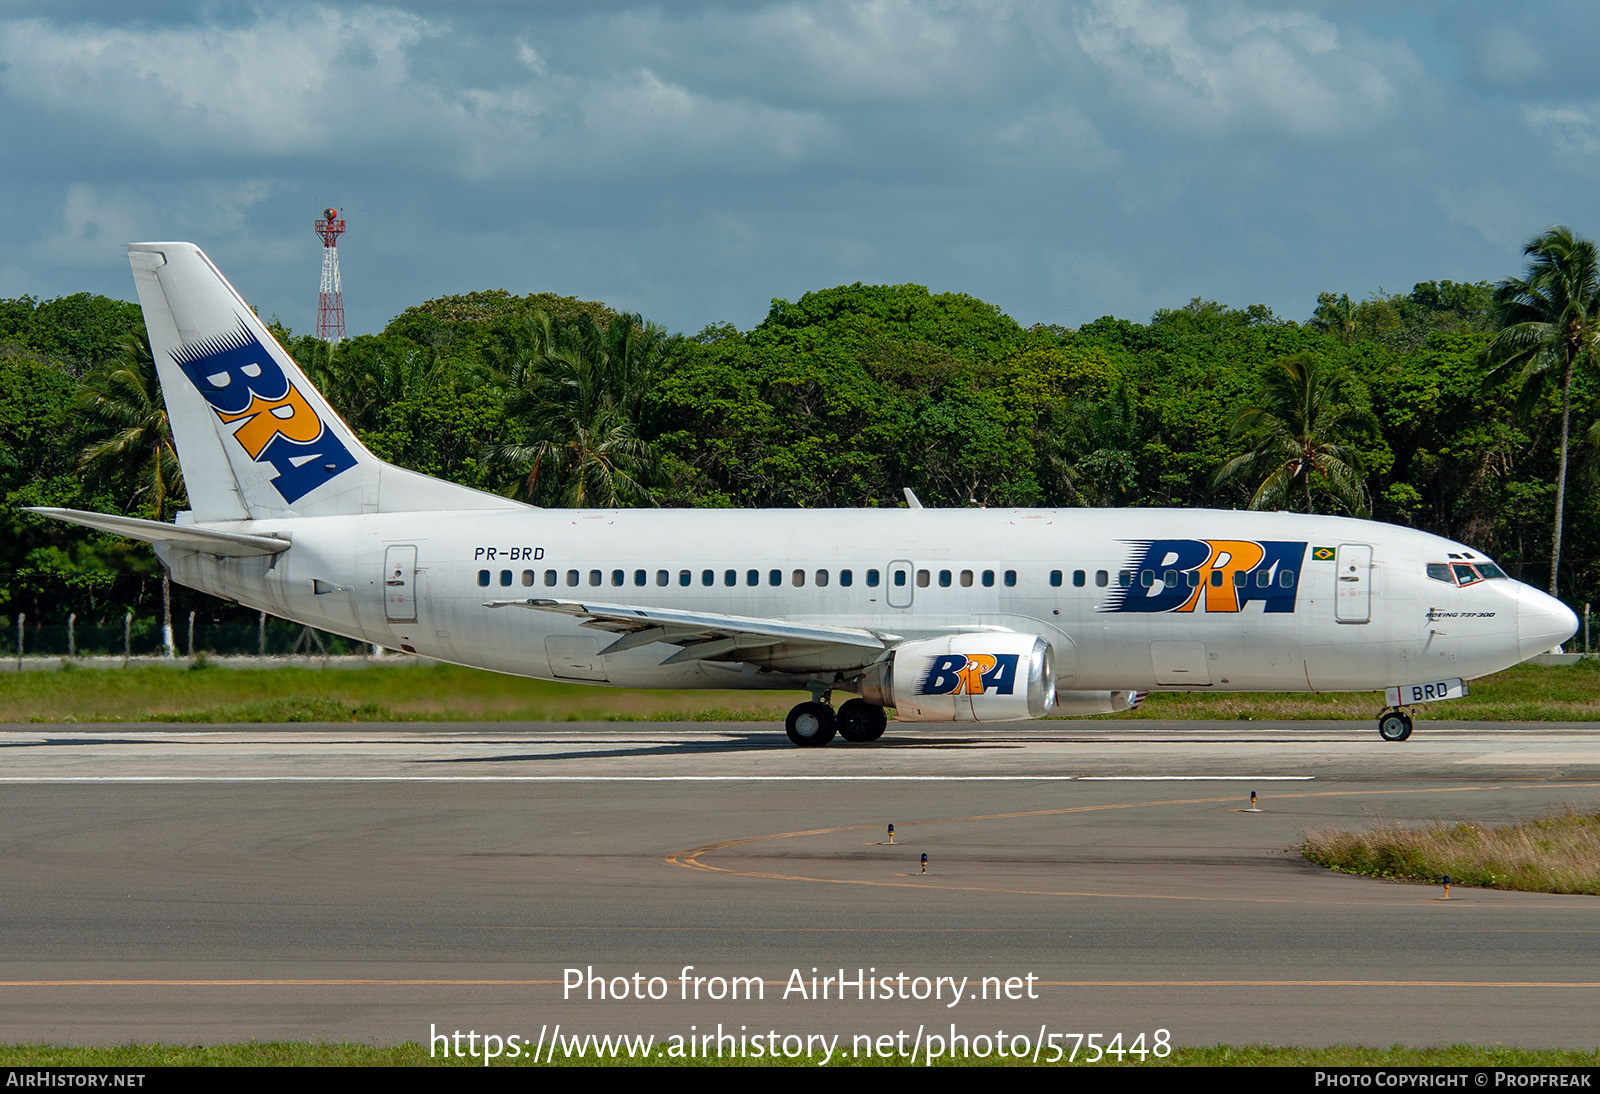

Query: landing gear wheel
left=1377, top=711, right=1413, bottom=742
left=786, top=702, right=837, bottom=747
left=836, top=699, right=888, bottom=743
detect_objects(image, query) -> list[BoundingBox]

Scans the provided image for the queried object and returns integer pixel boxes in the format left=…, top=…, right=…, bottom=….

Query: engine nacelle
left=860, top=634, right=1056, bottom=722
left=1052, top=690, right=1146, bottom=716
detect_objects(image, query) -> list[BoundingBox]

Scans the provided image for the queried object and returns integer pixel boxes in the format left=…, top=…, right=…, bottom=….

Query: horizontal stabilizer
left=26, top=508, right=289, bottom=557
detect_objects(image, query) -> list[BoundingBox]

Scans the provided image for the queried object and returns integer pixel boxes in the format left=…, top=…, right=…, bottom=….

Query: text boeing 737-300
left=29, top=243, right=1578, bottom=746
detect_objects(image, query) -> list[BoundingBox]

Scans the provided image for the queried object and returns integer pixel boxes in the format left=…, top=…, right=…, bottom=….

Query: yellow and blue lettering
left=1103, top=539, right=1306, bottom=615
left=170, top=322, right=355, bottom=504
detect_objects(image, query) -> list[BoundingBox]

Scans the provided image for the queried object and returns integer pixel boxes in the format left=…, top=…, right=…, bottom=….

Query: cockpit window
left=1477, top=562, right=1508, bottom=580
left=1451, top=563, right=1482, bottom=586
left=1426, top=563, right=1453, bottom=583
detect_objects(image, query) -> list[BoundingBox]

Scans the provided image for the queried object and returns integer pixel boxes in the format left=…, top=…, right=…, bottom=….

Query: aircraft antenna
left=314, top=207, right=347, bottom=342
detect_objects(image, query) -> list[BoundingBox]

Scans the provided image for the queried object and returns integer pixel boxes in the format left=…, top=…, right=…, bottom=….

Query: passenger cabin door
left=887, top=559, right=914, bottom=609
left=383, top=544, right=418, bottom=623
left=1334, top=544, right=1372, bottom=624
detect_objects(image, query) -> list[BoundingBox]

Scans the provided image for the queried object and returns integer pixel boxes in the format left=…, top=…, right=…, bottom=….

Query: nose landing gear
left=1377, top=709, right=1414, bottom=742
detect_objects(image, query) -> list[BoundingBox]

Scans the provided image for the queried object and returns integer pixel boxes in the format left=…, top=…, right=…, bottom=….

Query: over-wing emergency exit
left=29, top=244, right=1579, bottom=746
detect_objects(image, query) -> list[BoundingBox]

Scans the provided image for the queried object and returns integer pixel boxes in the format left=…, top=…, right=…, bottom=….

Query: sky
left=2, top=0, right=1597, bottom=338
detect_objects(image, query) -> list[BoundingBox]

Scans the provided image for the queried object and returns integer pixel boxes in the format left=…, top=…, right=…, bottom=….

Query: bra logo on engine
left=920, top=653, right=1019, bottom=696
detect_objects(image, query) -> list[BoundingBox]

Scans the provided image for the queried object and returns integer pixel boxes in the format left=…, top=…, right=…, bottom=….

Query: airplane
left=29, top=243, right=1579, bottom=747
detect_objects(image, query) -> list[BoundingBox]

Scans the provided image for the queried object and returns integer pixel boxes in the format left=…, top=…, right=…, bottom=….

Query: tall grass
left=1302, top=806, right=1600, bottom=894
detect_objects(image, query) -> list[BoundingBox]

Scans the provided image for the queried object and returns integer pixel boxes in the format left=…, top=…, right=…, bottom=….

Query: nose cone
left=1518, top=586, right=1579, bottom=659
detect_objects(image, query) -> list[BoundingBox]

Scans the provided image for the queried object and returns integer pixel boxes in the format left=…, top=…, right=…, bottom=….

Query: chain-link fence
left=1, top=611, right=370, bottom=659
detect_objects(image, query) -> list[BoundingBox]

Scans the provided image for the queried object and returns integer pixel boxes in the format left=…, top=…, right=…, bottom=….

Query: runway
left=1, top=719, right=1598, bottom=1054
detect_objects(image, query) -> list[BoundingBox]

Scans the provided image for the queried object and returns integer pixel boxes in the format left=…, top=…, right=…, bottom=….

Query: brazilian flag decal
left=1312, top=546, right=1336, bottom=561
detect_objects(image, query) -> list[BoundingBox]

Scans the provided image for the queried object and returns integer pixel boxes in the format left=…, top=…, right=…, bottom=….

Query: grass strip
left=1302, top=805, right=1600, bottom=894
left=2, top=658, right=1597, bottom=725
left=0, top=1043, right=1596, bottom=1067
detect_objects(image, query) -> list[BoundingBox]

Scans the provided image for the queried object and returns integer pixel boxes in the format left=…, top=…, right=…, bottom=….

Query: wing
left=483, top=597, right=896, bottom=666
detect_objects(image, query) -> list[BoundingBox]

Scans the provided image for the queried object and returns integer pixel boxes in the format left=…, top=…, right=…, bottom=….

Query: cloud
left=1524, top=103, right=1600, bottom=157
left=606, top=0, right=1039, bottom=109
left=0, top=4, right=833, bottom=181
left=1072, top=0, right=1418, bottom=139
left=31, top=180, right=279, bottom=267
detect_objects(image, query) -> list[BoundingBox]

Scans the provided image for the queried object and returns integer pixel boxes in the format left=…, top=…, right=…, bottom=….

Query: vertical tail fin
left=128, top=242, right=524, bottom=521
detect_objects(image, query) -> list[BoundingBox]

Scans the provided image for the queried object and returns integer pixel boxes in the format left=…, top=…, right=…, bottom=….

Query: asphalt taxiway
left=1, top=719, right=1597, bottom=1053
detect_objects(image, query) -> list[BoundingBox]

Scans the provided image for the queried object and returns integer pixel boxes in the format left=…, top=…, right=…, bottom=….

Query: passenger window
left=724, top=569, right=737, bottom=586
left=1118, top=570, right=1132, bottom=587
left=841, top=569, right=854, bottom=587
left=1095, top=570, right=1108, bottom=587
left=982, top=570, right=995, bottom=587
left=477, top=570, right=490, bottom=587
left=960, top=570, right=973, bottom=587
left=500, top=570, right=512, bottom=587
left=816, top=569, right=829, bottom=587
left=612, top=569, right=624, bottom=586
left=1280, top=570, right=1295, bottom=588
left=701, top=569, right=714, bottom=586
left=893, top=571, right=907, bottom=587
left=1162, top=570, right=1177, bottom=588
left=866, top=570, right=880, bottom=587
left=1234, top=571, right=1248, bottom=587
left=939, top=570, right=951, bottom=587
left=1004, top=570, right=1017, bottom=587
left=1049, top=570, right=1062, bottom=587
left=1209, top=571, right=1222, bottom=587
left=747, top=569, right=760, bottom=586
left=656, top=570, right=668, bottom=587
left=634, top=569, right=646, bottom=586
left=1256, top=570, right=1270, bottom=588
left=792, top=569, right=806, bottom=587
left=1186, top=570, right=1199, bottom=587
left=1072, top=570, right=1085, bottom=587
left=545, top=570, right=557, bottom=587
left=769, top=569, right=782, bottom=586
left=917, top=570, right=930, bottom=588
left=679, top=570, right=691, bottom=587
left=521, top=570, right=534, bottom=587
left=589, top=570, right=602, bottom=587
left=566, top=570, right=579, bottom=586
left=1140, top=570, right=1155, bottom=587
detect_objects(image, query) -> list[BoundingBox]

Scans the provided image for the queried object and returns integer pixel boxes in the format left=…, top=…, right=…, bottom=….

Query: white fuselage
left=157, top=506, right=1572, bottom=696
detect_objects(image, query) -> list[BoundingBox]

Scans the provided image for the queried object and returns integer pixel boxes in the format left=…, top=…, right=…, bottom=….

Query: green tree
left=487, top=313, right=667, bottom=507
left=76, top=332, right=185, bottom=655
left=1488, top=226, right=1600, bottom=596
left=1212, top=353, right=1373, bottom=515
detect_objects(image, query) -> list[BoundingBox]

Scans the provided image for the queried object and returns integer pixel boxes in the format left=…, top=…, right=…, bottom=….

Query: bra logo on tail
left=170, top=322, right=356, bottom=503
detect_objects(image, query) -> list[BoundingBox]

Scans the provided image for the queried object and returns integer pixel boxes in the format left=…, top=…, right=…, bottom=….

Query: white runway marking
left=0, top=774, right=1316, bottom=783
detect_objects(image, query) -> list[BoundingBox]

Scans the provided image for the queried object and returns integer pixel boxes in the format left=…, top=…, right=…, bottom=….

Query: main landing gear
left=1377, top=708, right=1414, bottom=742
left=784, top=695, right=888, bottom=747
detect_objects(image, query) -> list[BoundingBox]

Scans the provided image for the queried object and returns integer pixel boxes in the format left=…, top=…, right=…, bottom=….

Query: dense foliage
left=4, top=256, right=1598, bottom=648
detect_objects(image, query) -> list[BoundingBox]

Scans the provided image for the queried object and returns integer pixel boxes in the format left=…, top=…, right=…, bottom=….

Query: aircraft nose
left=1518, top=586, right=1579, bottom=659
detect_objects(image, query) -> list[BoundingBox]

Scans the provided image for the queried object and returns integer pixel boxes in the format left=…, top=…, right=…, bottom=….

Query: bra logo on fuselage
left=1102, top=539, right=1307, bottom=614
left=170, top=322, right=356, bottom=504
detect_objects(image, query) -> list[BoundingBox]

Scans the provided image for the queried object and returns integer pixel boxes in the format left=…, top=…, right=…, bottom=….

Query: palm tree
left=485, top=312, right=665, bottom=507
left=1212, top=353, right=1372, bottom=515
left=1488, top=226, right=1600, bottom=596
left=77, top=331, right=186, bottom=656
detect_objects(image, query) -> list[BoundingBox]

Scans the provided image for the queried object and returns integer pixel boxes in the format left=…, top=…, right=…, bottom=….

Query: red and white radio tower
left=314, top=207, right=347, bottom=342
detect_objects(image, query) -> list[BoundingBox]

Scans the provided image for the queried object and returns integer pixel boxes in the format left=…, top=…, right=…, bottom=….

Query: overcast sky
left=2, top=0, right=1596, bottom=338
